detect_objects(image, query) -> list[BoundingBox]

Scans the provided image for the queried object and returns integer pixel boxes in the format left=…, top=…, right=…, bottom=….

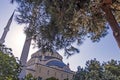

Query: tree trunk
left=19, top=35, right=32, bottom=79
left=101, top=4, right=120, bottom=48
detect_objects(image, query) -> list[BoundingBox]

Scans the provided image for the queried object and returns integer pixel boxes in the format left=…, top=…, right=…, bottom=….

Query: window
left=55, top=72, right=56, bottom=76
left=67, top=74, right=69, bottom=78
left=47, top=70, right=49, bottom=75
left=39, top=68, right=41, bottom=73
left=61, top=74, right=63, bottom=78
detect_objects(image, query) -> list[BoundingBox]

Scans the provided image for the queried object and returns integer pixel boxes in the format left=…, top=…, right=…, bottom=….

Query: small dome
left=46, top=60, right=66, bottom=68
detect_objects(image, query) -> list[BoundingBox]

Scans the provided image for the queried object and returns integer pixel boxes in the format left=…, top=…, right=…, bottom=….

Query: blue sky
left=0, top=0, right=120, bottom=71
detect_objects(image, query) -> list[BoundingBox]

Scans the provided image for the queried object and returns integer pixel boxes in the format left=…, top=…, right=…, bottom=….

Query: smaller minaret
left=0, top=11, right=15, bottom=44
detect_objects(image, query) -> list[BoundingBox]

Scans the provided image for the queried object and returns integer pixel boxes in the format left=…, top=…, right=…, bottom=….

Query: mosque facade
left=26, top=50, right=75, bottom=80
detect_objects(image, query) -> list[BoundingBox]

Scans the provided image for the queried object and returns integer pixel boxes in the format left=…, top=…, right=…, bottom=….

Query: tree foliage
left=0, top=44, right=12, bottom=55
left=74, top=59, right=120, bottom=80
left=0, top=45, right=21, bottom=80
left=45, top=0, right=120, bottom=41
left=11, top=0, right=120, bottom=57
left=11, top=0, right=79, bottom=57
left=24, top=73, right=37, bottom=80
left=44, top=0, right=120, bottom=49
left=0, top=44, right=37, bottom=80
left=46, top=77, right=59, bottom=80
left=40, top=0, right=120, bottom=54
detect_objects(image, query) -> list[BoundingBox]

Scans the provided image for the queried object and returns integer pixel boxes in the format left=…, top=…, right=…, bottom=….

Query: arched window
left=39, top=67, right=41, bottom=73
left=55, top=72, right=56, bottom=76
left=47, top=70, right=49, bottom=75
left=61, top=73, right=63, bottom=78
left=67, top=74, right=69, bottom=78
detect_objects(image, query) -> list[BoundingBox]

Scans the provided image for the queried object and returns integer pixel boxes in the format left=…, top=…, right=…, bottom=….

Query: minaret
left=0, top=11, right=15, bottom=44
left=19, top=35, right=32, bottom=79
left=19, top=6, right=40, bottom=79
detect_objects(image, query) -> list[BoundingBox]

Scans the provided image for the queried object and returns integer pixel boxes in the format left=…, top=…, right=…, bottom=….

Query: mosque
left=0, top=11, right=75, bottom=80
left=26, top=50, right=75, bottom=80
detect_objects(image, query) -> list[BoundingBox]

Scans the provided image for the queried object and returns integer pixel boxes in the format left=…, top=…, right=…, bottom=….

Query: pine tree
left=74, top=59, right=120, bottom=80
left=44, top=0, right=120, bottom=48
left=11, top=0, right=120, bottom=57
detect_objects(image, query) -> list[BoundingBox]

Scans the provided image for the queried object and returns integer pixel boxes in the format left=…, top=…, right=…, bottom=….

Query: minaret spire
left=0, top=10, right=15, bottom=44
left=19, top=35, right=32, bottom=79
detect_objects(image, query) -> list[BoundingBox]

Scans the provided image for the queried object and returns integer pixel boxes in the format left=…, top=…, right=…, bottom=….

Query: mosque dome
left=31, top=50, right=63, bottom=61
left=46, top=60, right=66, bottom=68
